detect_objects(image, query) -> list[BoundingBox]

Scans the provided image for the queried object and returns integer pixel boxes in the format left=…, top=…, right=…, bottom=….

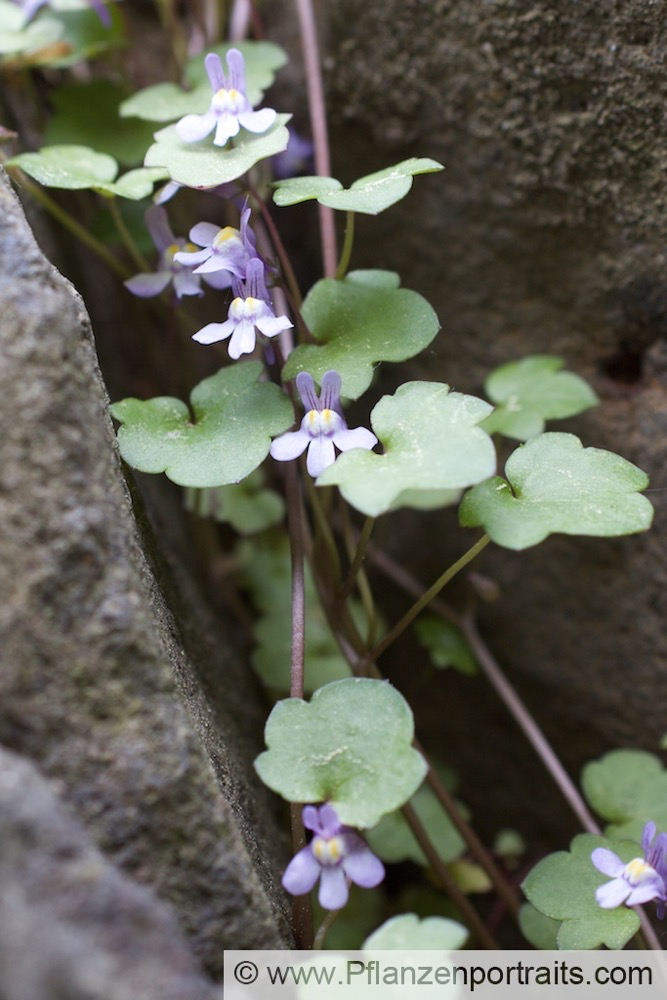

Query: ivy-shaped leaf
left=254, top=678, right=428, bottom=828
left=522, top=833, right=641, bottom=949
left=44, top=81, right=157, bottom=166
left=110, top=362, right=294, bottom=488
left=143, top=114, right=291, bottom=189
left=480, top=355, right=599, bottom=441
left=459, top=432, right=653, bottom=550
left=282, top=271, right=440, bottom=401
left=581, top=750, right=667, bottom=841
left=363, top=914, right=468, bottom=950
left=367, top=775, right=467, bottom=866
left=184, top=471, right=285, bottom=535
left=415, top=617, right=478, bottom=675
left=273, top=157, right=444, bottom=215
left=6, top=144, right=118, bottom=189
left=120, top=41, right=287, bottom=122
left=318, top=382, right=496, bottom=518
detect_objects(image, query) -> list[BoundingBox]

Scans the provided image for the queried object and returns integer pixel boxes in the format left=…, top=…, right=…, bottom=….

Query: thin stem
left=401, top=802, right=499, bottom=949
left=313, top=907, right=342, bottom=950
left=290, top=802, right=313, bottom=948
left=7, top=167, right=130, bottom=280
left=108, top=197, right=151, bottom=273
left=293, top=0, right=337, bottom=277
left=367, top=534, right=491, bottom=665
left=335, top=211, right=356, bottom=280
left=285, top=464, right=306, bottom=700
left=418, top=748, right=520, bottom=917
left=460, top=613, right=600, bottom=834
left=340, top=514, right=374, bottom=600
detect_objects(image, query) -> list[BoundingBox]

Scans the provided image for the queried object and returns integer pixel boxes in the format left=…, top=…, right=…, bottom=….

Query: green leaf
left=44, top=81, right=157, bottom=166
left=481, top=355, right=599, bottom=441
left=367, top=777, right=467, bottom=866
left=143, top=114, right=291, bottom=189
left=459, top=431, right=653, bottom=550
left=283, top=271, right=440, bottom=401
left=185, top=41, right=288, bottom=108
left=121, top=41, right=287, bottom=123
left=110, top=362, right=293, bottom=488
left=415, top=617, right=478, bottom=675
left=95, top=167, right=170, bottom=200
left=120, top=82, right=211, bottom=125
left=184, top=471, right=285, bottom=535
left=319, top=382, right=496, bottom=518
left=518, top=903, right=561, bottom=950
left=273, top=157, right=444, bottom=215
left=254, top=678, right=428, bottom=828
left=581, top=750, right=667, bottom=841
left=363, top=913, right=467, bottom=951
left=6, top=144, right=118, bottom=188
left=0, top=7, right=62, bottom=55
left=522, top=833, right=640, bottom=949
left=42, top=5, right=123, bottom=67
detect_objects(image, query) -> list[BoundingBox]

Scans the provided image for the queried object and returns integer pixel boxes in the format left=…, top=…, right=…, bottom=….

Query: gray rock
left=0, top=747, right=222, bottom=1000
left=0, top=165, right=291, bottom=980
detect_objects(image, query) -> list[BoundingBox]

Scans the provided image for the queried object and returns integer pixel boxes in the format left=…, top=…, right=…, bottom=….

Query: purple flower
left=192, top=258, right=292, bottom=359
left=270, top=371, right=378, bottom=478
left=173, top=202, right=257, bottom=279
left=14, top=0, right=111, bottom=25
left=124, top=206, right=230, bottom=300
left=592, top=822, right=667, bottom=918
left=282, top=804, right=385, bottom=910
left=175, top=49, right=277, bottom=147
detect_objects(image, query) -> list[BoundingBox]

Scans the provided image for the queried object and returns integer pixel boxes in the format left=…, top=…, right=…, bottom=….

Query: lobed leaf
left=522, top=833, right=640, bottom=949
left=581, top=749, right=667, bottom=841
left=319, top=382, right=496, bottom=518
left=283, top=270, right=440, bottom=400
left=481, top=355, right=599, bottom=441
left=273, top=157, right=444, bottom=215
left=254, top=678, right=428, bottom=829
left=110, top=362, right=294, bottom=488
left=6, top=144, right=118, bottom=188
left=459, top=432, right=653, bottom=550
left=143, top=113, right=291, bottom=189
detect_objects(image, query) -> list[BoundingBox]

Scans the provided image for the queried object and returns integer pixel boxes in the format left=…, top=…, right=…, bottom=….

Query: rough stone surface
left=265, top=0, right=667, bottom=836
left=0, top=746, right=222, bottom=1000
left=0, top=166, right=292, bottom=980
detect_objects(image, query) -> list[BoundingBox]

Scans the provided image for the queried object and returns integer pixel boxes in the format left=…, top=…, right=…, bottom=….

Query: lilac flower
left=175, top=49, right=277, bottom=147
left=592, top=821, right=667, bottom=918
left=270, top=371, right=378, bottom=478
left=282, top=804, right=385, bottom=910
left=192, top=258, right=292, bottom=359
left=173, top=202, right=257, bottom=279
left=14, top=0, right=111, bottom=25
left=124, top=206, right=230, bottom=300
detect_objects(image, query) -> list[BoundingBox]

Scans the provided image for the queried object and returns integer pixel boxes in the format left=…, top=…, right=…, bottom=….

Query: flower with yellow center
left=282, top=804, right=384, bottom=911
left=175, top=49, right=277, bottom=147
